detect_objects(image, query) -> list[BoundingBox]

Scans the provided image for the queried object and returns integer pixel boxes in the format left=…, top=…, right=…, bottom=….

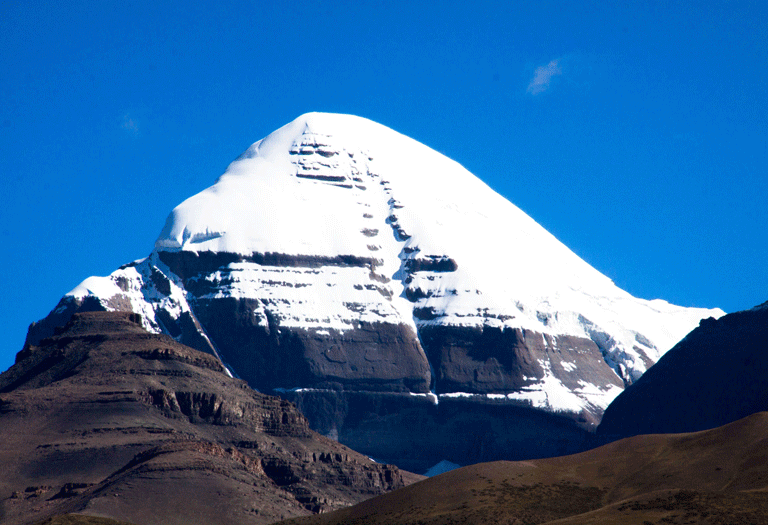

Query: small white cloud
left=120, top=113, right=140, bottom=136
left=527, top=59, right=562, bottom=95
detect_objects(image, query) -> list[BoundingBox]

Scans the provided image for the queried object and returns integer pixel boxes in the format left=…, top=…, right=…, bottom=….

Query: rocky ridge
left=1, top=311, right=417, bottom=525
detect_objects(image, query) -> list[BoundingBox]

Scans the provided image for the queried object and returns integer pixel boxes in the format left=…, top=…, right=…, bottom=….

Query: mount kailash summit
left=27, top=113, right=723, bottom=471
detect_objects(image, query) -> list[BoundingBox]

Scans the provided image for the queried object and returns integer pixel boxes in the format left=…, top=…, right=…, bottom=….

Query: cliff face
left=25, top=113, right=722, bottom=470
left=1, top=312, right=417, bottom=525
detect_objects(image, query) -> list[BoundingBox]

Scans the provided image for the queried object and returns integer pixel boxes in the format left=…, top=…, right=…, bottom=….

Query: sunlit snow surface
left=67, top=112, right=723, bottom=415
left=68, top=254, right=189, bottom=334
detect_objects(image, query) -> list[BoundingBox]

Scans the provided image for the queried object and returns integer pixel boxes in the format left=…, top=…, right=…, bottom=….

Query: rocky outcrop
left=0, top=312, right=418, bottom=525
left=598, top=301, right=768, bottom=438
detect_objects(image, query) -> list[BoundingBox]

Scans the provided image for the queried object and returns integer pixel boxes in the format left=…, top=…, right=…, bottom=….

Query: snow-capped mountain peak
left=152, top=112, right=718, bottom=382
left=29, top=113, right=723, bottom=466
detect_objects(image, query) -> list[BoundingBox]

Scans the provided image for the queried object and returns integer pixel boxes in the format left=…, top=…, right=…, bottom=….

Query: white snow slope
left=67, top=112, right=723, bottom=416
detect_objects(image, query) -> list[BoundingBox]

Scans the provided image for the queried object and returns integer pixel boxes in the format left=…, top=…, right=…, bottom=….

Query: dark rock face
left=158, top=250, right=383, bottom=280
left=1, top=312, right=418, bottom=525
left=193, top=297, right=430, bottom=393
left=282, top=390, right=597, bottom=473
left=23, top=248, right=631, bottom=471
left=156, top=249, right=431, bottom=394
left=420, top=325, right=622, bottom=400
left=598, top=302, right=768, bottom=438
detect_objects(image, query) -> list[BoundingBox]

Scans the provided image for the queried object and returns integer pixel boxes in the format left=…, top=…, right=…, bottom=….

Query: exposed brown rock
left=0, top=312, right=420, bottom=525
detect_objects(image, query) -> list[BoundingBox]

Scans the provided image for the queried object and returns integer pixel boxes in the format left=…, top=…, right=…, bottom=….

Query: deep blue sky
left=1, top=1, right=766, bottom=372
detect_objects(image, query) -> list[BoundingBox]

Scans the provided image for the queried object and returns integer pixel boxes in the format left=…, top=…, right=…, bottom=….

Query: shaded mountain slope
left=598, top=301, right=768, bottom=438
left=280, top=411, right=768, bottom=525
left=0, top=312, right=418, bottom=525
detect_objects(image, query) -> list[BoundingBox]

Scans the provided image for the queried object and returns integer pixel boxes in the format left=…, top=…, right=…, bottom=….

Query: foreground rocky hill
left=26, top=113, right=722, bottom=470
left=281, top=411, right=768, bottom=525
left=0, top=312, right=418, bottom=525
left=598, top=300, right=768, bottom=438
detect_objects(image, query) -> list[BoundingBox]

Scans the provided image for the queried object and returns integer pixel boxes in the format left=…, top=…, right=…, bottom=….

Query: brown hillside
left=281, top=412, right=768, bottom=525
left=0, top=312, right=421, bottom=525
